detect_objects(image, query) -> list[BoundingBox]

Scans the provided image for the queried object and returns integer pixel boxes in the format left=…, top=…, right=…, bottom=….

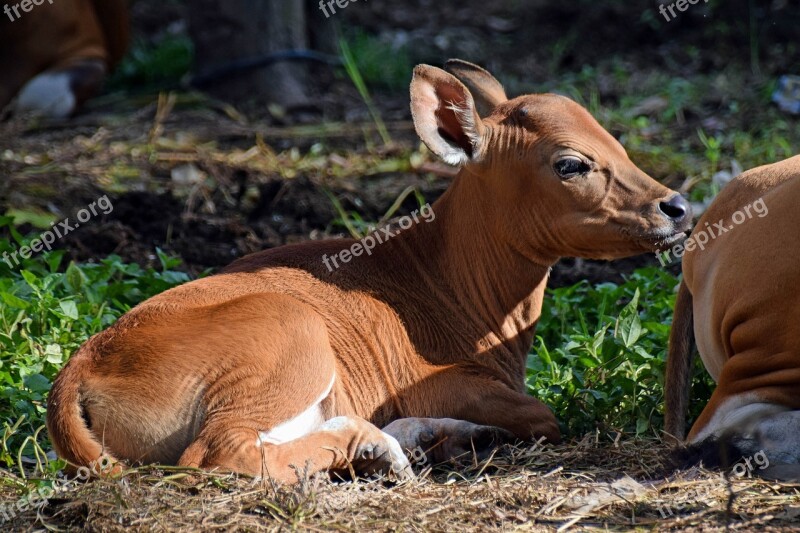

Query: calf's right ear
left=410, top=65, right=485, bottom=167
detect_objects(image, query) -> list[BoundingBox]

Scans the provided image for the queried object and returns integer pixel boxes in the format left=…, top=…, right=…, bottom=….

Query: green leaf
left=23, top=373, right=51, bottom=393
left=44, top=344, right=63, bottom=364
left=20, top=270, right=38, bottom=288
left=1, top=291, right=29, bottom=310
left=591, top=324, right=609, bottom=354
left=59, top=300, right=79, bottom=320
left=582, top=389, right=608, bottom=401
left=46, top=250, right=65, bottom=272
left=4, top=208, right=58, bottom=229
left=65, top=262, right=86, bottom=292
left=616, top=288, right=642, bottom=348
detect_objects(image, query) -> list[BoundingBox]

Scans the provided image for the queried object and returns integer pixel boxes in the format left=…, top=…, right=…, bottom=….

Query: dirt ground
left=0, top=100, right=674, bottom=287
left=2, top=439, right=800, bottom=531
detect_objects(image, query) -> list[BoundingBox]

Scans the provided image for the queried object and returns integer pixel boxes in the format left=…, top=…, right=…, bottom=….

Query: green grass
left=528, top=268, right=714, bottom=438
left=0, top=217, right=192, bottom=468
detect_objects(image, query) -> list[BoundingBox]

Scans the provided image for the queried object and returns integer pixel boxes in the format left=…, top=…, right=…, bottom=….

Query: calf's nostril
left=659, top=194, right=690, bottom=221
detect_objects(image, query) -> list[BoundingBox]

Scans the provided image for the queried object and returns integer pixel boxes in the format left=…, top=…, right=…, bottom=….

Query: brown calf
left=47, top=61, right=692, bottom=483
left=0, top=0, right=128, bottom=117
left=665, top=156, right=800, bottom=477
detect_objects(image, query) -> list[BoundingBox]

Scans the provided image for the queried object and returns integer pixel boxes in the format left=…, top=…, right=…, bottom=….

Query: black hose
left=188, top=49, right=342, bottom=88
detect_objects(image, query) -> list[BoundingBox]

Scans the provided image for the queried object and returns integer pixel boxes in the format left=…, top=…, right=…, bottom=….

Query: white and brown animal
left=47, top=60, right=692, bottom=483
left=665, top=155, right=800, bottom=477
left=0, top=0, right=128, bottom=117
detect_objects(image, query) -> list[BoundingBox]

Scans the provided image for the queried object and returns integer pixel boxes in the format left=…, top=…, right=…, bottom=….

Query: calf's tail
left=46, top=346, right=121, bottom=475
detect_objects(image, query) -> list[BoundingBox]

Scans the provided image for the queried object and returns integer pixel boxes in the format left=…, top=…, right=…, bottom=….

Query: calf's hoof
left=382, top=417, right=514, bottom=465
left=322, top=416, right=413, bottom=483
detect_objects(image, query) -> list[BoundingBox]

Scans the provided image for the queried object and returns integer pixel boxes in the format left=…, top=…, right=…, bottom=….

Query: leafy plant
left=0, top=218, right=191, bottom=465
left=527, top=267, right=715, bottom=438
left=108, top=34, right=194, bottom=91
left=697, top=129, right=723, bottom=176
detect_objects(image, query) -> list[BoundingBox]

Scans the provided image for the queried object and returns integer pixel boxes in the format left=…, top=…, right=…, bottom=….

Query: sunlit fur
left=665, top=156, right=800, bottom=470
left=47, top=62, right=688, bottom=483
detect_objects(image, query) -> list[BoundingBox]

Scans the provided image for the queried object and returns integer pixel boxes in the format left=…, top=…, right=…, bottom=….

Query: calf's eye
left=554, top=157, right=591, bottom=179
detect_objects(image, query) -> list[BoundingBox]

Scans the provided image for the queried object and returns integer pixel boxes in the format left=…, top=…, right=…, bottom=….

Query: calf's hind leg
left=166, top=294, right=410, bottom=482
left=178, top=416, right=412, bottom=483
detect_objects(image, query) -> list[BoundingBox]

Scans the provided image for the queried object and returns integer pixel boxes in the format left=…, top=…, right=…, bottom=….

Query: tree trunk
left=188, top=0, right=312, bottom=108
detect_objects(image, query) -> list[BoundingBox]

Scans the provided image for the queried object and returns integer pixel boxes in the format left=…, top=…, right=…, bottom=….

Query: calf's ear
left=444, top=59, right=508, bottom=117
left=410, top=65, right=485, bottom=166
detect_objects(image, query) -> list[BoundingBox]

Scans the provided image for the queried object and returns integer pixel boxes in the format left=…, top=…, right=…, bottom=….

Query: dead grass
left=2, top=437, right=799, bottom=532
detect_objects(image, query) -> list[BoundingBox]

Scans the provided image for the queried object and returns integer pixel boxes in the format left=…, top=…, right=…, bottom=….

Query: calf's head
left=410, top=60, right=692, bottom=262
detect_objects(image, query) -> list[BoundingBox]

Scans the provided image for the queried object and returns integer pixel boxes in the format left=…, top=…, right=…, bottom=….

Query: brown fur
left=663, top=281, right=696, bottom=441
left=0, top=0, right=129, bottom=111
left=665, top=155, right=800, bottom=446
left=47, top=61, right=691, bottom=483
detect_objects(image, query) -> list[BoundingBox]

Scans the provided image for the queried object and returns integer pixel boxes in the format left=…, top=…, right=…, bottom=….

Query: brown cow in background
left=0, top=0, right=129, bottom=117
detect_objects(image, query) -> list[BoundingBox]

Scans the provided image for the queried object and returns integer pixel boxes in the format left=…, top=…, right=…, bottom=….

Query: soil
left=3, top=438, right=800, bottom=532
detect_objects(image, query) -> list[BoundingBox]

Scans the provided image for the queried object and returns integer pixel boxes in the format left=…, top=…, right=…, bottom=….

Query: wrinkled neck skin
left=373, top=165, right=554, bottom=384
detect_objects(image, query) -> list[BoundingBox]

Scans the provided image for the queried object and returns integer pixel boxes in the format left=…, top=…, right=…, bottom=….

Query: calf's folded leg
left=178, top=416, right=412, bottom=484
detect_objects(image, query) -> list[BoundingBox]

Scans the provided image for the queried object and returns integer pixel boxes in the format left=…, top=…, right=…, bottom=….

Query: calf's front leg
left=401, top=366, right=561, bottom=445
left=382, top=417, right=514, bottom=464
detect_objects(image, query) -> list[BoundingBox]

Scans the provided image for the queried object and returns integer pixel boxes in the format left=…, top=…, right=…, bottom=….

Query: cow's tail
left=664, top=280, right=696, bottom=443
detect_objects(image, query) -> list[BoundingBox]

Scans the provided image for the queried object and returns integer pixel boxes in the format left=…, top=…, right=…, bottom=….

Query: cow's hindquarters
left=48, top=292, right=406, bottom=480
left=677, top=157, right=800, bottom=476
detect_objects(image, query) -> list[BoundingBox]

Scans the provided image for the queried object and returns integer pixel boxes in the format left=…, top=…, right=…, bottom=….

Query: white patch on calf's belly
left=257, top=374, right=335, bottom=446
left=320, top=416, right=355, bottom=432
